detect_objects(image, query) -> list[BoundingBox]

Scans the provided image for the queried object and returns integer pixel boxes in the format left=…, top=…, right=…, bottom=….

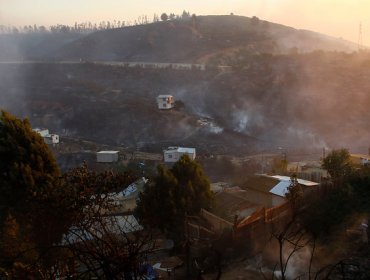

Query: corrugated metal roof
left=267, top=175, right=318, bottom=197
left=269, top=181, right=291, bottom=197
left=270, top=175, right=318, bottom=186
left=64, top=215, right=143, bottom=244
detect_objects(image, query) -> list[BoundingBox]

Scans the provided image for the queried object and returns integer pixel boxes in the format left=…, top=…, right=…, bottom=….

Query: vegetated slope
left=1, top=51, right=370, bottom=155
left=0, top=15, right=357, bottom=62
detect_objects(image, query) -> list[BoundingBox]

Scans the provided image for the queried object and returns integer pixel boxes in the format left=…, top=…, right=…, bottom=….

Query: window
left=168, top=154, right=172, bottom=158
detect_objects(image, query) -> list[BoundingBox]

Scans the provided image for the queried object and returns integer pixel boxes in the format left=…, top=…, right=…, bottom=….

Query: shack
left=157, top=95, right=175, bottom=109
left=163, top=147, right=196, bottom=163
left=97, top=151, right=119, bottom=163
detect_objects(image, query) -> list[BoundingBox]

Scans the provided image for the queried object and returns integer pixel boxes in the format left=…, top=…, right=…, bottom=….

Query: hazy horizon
left=1, top=0, right=369, bottom=46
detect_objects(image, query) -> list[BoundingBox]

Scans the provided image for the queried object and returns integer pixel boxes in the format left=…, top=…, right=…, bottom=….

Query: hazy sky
left=1, top=0, right=369, bottom=45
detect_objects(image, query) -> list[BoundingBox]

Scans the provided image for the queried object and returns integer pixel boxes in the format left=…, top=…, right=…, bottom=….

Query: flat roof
left=240, top=175, right=279, bottom=193
left=177, top=147, right=196, bottom=153
left=97, top=151, right=119, bottom=154
left=157, top=95, right=173, bottom=98
left=164, top=147, right=195, bottom=153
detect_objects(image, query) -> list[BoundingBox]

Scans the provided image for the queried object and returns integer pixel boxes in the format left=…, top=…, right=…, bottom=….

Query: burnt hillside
left=1, top=51, right=370, bottom=155
left=0, top=15, right=356, bottom=62
left=50, top=15, right=359, bottom=62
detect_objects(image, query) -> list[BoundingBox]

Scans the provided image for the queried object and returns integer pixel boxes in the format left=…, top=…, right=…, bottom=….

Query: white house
left=33, top=128, right=49, bottom=137
left=157, top=95, right=175, bottom=109
left=33, top=128, right=60, bottom=144
left=163, top=147, right=196, bottom=163
left=44, top=134, right=59, bottom=144
left=97, top=151, right=119, bottom=163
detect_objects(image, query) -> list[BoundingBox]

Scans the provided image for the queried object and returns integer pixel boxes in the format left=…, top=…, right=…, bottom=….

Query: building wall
left=272, top=195, right=286, bottom=207
left=97, top=152, right=119, bottom=163
left=36, top=129, right=49, bottom=137
left=157, top=96, right=174, bottom=109
left=164, top=150, right=196, bottom=162
left=182, top=151, right=196, bottom=160
left=44, top=134, right=59, bottom=144
left=234, top=202, right=292, bottom=254
left=164, top=151, right=180, bottom=163
left=200, top=209, right=233, bottom=233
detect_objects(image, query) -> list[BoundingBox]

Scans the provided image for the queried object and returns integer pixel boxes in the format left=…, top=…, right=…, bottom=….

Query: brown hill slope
left=0, top=15, right=357, bottom=62
left=57, top=15, right=356, bottom=62
left=1, top=51, right=370, bottom=155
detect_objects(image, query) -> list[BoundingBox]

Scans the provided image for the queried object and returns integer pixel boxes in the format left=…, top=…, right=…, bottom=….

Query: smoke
left=197, top=117, right=224, bottom=134
left=262, top=238, right=314, bottom=280
left=0, top=64, right=30, bottom=118
left=232, top=110, right=249, bottom=132
left=283, top=246, right=312, bottom=279
left=208, top=123, right=223, bottom=134
left=286, top=126, right=329, bottom=150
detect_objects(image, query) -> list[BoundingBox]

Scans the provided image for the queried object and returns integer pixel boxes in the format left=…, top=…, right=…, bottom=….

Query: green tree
left=136, top=155, right=213, bottom=238
left=0, top=111, right=60, bottom=225
left=0, top=111, right=67, bottom=275
left=171, top=155, right=213, bottom=214
left=285, top=174, right=303, bottom=213
left=322, top=148, right=354, bottom=179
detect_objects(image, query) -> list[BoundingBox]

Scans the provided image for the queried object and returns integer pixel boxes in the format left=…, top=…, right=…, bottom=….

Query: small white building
left=163, top=147, right=196, bottom=163
left=33, top=128, right=60, bottom=144
left=33, top=128, right=49, bottom=137
left=97, top=151, right=119, bottom=163
left=157, top=95, right=175, bottom=109
left=44, top=134, right=59, bottom=144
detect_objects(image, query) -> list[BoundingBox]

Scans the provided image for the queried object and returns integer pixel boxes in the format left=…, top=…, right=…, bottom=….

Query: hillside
left=0, top=32, right=83, bottom=61
left=0, top=15, right=368, bottom=162
left=0, top=15, right=357, bottom=62
left=2, top=50, right=370, bottom=157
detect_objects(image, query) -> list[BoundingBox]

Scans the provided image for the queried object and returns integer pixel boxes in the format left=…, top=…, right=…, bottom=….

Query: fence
left=232, top=202, right=292, bottom=254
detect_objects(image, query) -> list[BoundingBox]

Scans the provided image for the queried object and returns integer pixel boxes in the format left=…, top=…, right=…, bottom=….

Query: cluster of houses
left=33, top=128, right=60, bottom=144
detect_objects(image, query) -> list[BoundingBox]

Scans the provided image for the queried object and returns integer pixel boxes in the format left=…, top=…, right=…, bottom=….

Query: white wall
left=97, top=152, right=119, bottom=163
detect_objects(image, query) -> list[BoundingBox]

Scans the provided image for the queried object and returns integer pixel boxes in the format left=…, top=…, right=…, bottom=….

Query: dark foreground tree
left=0, top=111, right=156, bottom=278
left=322, top=148, right=354, bottom=180
left=0, top=111, right=71, bottom=276
left=60, top=194, right=155, bottom=279
left=0, top=110, right=60, bottom=225
left=136, top=155, right=213, bottom=239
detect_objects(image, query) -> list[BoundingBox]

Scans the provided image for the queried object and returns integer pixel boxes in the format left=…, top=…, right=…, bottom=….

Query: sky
left=1, top=0, right=370, bottom=45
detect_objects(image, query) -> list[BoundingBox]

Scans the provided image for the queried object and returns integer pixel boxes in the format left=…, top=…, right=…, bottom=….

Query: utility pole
left=358, top=22, right=363, bottom=51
